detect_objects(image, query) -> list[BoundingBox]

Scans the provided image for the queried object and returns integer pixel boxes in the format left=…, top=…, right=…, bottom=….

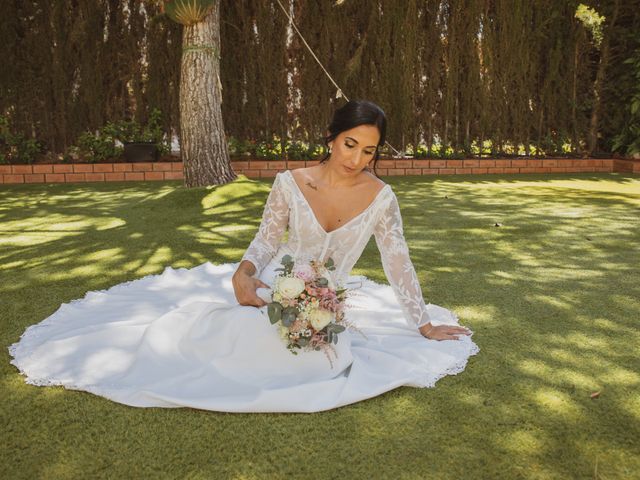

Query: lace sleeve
left=240, top=172, right=289, bottom=275
left=373, top=190, right=431, bottom=329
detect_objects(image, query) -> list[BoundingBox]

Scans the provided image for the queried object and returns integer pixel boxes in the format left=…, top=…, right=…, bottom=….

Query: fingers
left=254, top=279, right=270, bottom=289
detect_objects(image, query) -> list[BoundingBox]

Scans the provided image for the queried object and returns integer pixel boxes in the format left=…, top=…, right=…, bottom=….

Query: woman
left=9, top=100, right=479, bottom=413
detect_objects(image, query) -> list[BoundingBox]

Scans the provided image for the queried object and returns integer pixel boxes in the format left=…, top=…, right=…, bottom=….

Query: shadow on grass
left=1, top=172, right=639, bottom=479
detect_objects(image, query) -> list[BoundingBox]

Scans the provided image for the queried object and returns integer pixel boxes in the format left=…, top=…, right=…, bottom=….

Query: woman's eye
left=345, top=143, right=354, bottom=149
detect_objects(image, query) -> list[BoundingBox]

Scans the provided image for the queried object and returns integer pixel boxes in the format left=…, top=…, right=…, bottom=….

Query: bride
left=9, top=99, right=479, bottom=413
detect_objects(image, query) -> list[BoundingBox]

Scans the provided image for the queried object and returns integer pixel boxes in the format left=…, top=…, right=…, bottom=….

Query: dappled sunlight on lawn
left=1, top=172, right=638, bottom=478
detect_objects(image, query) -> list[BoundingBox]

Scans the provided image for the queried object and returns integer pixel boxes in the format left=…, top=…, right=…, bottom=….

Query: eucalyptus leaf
left=281, top=307, right=298, bottom=327
left=267, top=302, right=283, bottom=324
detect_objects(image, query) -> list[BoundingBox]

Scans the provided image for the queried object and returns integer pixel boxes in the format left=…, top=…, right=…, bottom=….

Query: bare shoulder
left=289, top=166, right=313, bottom=183
left=360, top=169, right=387, bottom=194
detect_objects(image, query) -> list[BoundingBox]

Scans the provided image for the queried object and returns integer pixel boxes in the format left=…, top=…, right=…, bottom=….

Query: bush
left=68, top=108, right=171, bottom=162
left=0, top=116, right=42, bottom=164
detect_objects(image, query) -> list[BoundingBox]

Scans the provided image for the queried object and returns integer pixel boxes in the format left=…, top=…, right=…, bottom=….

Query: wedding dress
left=9, top=170, right=480, bottom=413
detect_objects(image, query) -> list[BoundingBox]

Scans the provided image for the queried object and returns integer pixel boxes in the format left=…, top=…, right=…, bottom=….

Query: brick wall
left=1, top=158, right=638, bottom=184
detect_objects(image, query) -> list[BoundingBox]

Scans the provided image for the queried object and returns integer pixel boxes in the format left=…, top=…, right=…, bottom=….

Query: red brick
left=24, top=174, right=45, bottom=183
left=85, top=173, right=105, bottom=182
left=132, top=162, right=154, bottom=172
left=533, top=167, right=549, bottom=173
left=405, top=168, right=422, bottom=175
left=446, top=160, right=463, bottom=168
left=231, top=161, right=249, bottom=170
left=494, top=159, right=511, bottom=167
left=376, top=160, right=395, bottom=168
left=412, top=160, right=431, bottom=167
left=65, top=173, right=86, bottom=182
left=388, top=168, right=405, bottom=175
left=244, top=170, right=260, bottom=178
left=4, top=174, right=24, bottom=183
left=151, top=162, right=173, bottom=172
left=456, top=168, right=472, bottom=174
left=487, top=167, right=505, bottom=174
left=394, top=160, right=413, bottom=168
left=93, top=164, right=114, bottom=173
left=164, top=171, right=184, bottom=180
left=439, top=168, right=455, bottom=174
left=511, top=159, right=527, bottom=167
left=0, top=166, right=11, bottom=174
left=124, top=172, right=144, bottom=181
left=286, top=161, right=305, bottom=169
left=33, top=164, right=54, bottom=174
left=113, top=163, right=133, bottom=172
left=144, top=171, right=164, bottom=181
left=11, top=165, right=33, bottom=174
left=527, top=159, right=543, bottom=167
left=478, top=159, right=495, bottom=167
left=105, top=172, right=125, bottom=181
left=520, top=167, right=537, bottom=173
left=463, top=160, right=479, bottom=168
left=248, top=161, right=268, bottom=170
left=374, top=168, right=388, bottom=176
left=430, top=160, right=447, bottom=168
left=542, top=159, right=557, bottom=167
left=422, top=168, right=439, bottom=174
left=266, top=161, right=286, bottom=170
left=472, top=168, right=488, bottom=174
left=549, top=167, right=567, bottom=172
left=45, top=173, right=66, bottom=182
left=503, top=167, right=520, bottom=173
left=305, top=160, right=320, bottom=166
left=53, top=164, right=74, bottom=173
left=260, top=169, right=279, bottom=178
left=73, top=164, right=93, bottom=173
left=170, top=162, right=183, bottom=171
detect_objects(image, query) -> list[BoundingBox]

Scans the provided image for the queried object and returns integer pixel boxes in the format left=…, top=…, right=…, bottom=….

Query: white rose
left=308, top=308, right=334, bottom=331
left=277, top=276, right=305, bottom=298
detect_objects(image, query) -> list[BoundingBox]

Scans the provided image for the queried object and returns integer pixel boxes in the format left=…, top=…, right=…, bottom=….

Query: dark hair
left=320, top=99, right=387, bottom=177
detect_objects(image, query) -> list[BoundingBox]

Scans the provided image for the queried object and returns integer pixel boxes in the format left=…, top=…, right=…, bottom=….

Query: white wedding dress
left=9, top=170, right=479, bottom=412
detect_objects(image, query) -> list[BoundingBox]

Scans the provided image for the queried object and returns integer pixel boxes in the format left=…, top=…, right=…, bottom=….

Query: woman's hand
left=232, top=269, right=271, bottom=307
left=419, top=322, right=472, bottom=341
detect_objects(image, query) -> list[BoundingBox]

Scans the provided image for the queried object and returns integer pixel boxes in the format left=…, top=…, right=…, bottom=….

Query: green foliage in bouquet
left=163, top=0, right=214, bottom=26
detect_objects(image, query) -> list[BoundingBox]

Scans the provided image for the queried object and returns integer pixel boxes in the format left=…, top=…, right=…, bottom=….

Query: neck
left=318, top=161, right=358, bottom=187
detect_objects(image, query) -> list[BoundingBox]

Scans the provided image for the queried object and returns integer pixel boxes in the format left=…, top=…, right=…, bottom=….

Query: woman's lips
left=343, top=165, right=355, bottom=173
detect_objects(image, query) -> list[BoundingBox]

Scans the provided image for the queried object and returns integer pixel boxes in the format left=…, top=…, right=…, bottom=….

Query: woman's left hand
left=419, top=322, right=472, bottom=341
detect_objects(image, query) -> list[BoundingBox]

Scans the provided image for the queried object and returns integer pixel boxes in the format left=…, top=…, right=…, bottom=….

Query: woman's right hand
left=232, top=270, right=271, bottom=307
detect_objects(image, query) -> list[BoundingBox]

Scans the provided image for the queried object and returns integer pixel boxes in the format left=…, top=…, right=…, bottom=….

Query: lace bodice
left=241, top=170, right=431, bottom=329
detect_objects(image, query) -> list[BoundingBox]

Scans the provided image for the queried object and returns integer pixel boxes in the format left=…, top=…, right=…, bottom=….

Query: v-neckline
left=285, top=169, right=390, bottom=235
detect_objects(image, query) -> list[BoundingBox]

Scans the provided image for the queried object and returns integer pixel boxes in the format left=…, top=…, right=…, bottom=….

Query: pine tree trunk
left=179, top=2, right=236, bottom=187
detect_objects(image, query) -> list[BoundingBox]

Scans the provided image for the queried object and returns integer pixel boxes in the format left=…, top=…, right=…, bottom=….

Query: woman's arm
left=373, top=190, right=470, bottom=340
left=234, top=172, right=290, bottom=306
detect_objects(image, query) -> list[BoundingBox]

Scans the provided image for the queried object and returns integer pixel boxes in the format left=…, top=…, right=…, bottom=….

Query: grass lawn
left=1, top=172, right=639, bottom=479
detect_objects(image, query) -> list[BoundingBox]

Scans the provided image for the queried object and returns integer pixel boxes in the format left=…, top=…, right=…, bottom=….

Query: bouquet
left=265, top=255, right=351, bottom=365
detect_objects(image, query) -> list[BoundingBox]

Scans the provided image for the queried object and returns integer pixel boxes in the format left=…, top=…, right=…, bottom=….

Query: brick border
left=1, top=158, right=638, bottom=184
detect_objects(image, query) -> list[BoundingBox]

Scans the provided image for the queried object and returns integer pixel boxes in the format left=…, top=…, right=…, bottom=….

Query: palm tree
left=164, top=0, right=236, bottom=187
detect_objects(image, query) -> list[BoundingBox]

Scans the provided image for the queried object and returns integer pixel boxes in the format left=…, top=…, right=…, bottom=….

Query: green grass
left=1, top=173, right=639, bottom=479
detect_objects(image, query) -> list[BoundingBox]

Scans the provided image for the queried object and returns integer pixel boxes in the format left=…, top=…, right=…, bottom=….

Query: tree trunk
left=179, top=2, right=236, bottom=187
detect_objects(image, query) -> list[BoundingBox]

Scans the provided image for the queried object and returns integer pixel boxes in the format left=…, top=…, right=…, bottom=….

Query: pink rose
left=293, top=264, right=315, bottom=282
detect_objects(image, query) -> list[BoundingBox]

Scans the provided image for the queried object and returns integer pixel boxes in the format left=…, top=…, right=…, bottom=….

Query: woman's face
left=327, top=124, right=380, bottom=175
